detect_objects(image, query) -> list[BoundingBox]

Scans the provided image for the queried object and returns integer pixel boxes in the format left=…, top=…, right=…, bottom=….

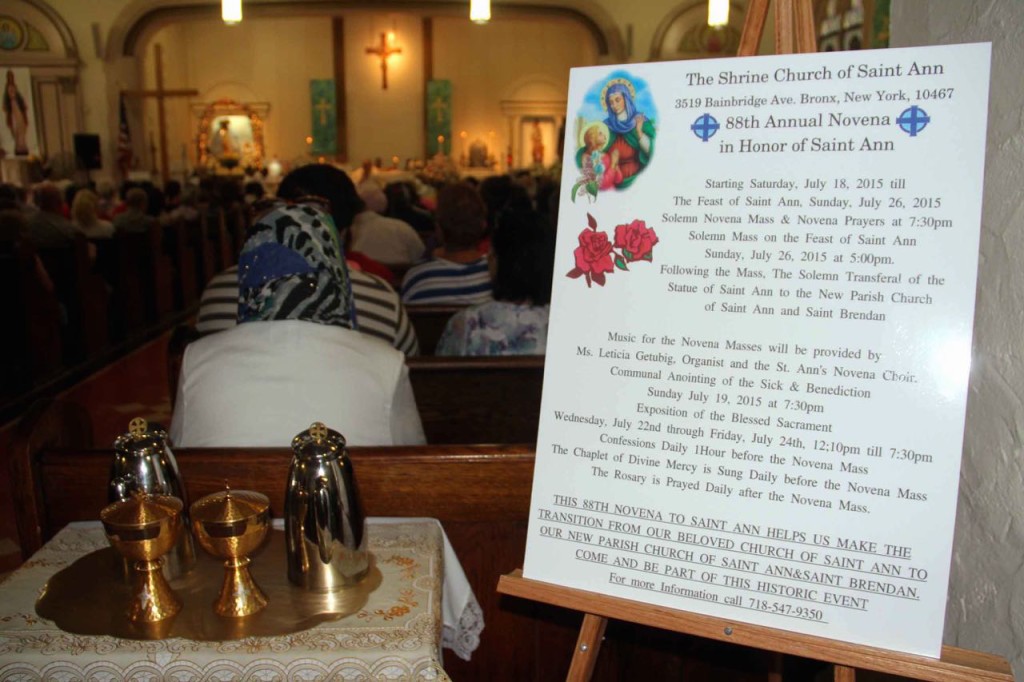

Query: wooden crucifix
left=365, top=32, right=401, bottom=89
left=122, top=43, right=198, bottom=183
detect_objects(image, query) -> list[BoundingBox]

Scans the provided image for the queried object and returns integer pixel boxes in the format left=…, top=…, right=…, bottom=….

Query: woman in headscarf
left=170, top=200, right=425, bottom=447
left=600, top=79, right=655, bottom=189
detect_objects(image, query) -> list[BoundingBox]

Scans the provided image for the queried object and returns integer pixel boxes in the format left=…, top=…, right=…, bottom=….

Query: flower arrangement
left=567, top=213, right=658, bottom=287
left=419, top=152, right=460, bottom=186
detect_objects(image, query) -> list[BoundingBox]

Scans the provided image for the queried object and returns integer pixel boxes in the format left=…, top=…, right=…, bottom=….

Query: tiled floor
left=0, top=329, right=175, bottom=577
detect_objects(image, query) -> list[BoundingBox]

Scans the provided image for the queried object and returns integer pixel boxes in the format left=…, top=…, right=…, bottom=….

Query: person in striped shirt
left=196, top=264, right=418, bottom=355
left=400, top=183, right=492, bottom=305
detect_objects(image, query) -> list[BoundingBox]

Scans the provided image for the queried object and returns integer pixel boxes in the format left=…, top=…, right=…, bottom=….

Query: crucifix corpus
left=122, top=43, right=198, bottom=183
left=366, top=32, right=401, bottom=89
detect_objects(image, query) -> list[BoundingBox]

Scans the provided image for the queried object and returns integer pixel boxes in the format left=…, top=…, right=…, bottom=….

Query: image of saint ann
left=3, top=69, right=30, bottom=156
left=575, top=74, right=657, bottom=192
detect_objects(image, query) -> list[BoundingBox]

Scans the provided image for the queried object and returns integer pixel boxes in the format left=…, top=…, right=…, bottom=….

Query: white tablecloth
left=0, top=518, right=483, bottom=681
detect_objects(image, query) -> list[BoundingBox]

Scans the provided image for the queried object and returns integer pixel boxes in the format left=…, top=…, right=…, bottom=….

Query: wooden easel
left=496, top=2, right=1015, bottom=681
left=497, top=570, right=1014, bottom=681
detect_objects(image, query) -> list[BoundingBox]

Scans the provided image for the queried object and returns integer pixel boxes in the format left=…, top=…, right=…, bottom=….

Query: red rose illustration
left=614, top=219, right=659, bottom=262
left=574, top=228, right=615, bottom=276
left=567, top=213, right=656, bottom=287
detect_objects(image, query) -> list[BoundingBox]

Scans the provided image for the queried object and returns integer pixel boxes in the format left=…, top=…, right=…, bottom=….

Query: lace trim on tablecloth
left=441, top=597, right=483, bottom=662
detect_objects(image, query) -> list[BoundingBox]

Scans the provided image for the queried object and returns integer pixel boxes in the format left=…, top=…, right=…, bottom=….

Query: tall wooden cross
left=122, top=44, right=198, bottom=183
left=365, top=32, right=401, bottom=89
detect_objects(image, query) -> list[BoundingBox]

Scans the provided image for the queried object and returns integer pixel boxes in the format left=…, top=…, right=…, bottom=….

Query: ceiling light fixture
left=707, top=0, right=729, bottom=27
left=470, top=0, right=491, bottom=24
left=222, top=0, right=242, bottom=25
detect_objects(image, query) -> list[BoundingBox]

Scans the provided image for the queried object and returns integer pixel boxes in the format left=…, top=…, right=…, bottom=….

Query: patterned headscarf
left=237, top=202, right=356, bottom=329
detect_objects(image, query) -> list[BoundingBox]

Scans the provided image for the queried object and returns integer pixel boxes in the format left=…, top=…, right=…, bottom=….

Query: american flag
left=116, top=93, right=133, bottom=174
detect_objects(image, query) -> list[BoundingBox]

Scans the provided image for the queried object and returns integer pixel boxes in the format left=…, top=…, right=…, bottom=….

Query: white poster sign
left=524, top=43, right=991, bottom=657
left=0, top=67, right=39, bottom=158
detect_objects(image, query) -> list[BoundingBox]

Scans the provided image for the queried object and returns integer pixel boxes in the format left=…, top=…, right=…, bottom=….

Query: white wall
left=891, top=1, right=1024, bottom=678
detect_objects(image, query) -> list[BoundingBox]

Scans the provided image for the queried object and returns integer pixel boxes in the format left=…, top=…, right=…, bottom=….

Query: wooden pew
left=166, top=218, right=198, bottom=308
left=1, top=241, right=62, bottom=393
left=406, top=304, right=465, bottom=355
left=407, top=355, right=545, bottom=444
left=186, top=216, right=216, bottom=291
left=162, top=331, right=546, bottom=444
left=37, top=235, right=109, bottom=362
left=146, top=222, right=176, bottom=321
left=215, top=208, right=234, bottom=270
left=8, top=403, right=785, bottom=681
left=103, top=227, right=176, bottom=336
left=225, top=204, right=249, bottom=256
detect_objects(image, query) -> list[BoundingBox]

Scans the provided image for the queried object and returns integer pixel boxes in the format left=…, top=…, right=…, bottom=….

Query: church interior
left=1, top=0, right=1022, bottom=680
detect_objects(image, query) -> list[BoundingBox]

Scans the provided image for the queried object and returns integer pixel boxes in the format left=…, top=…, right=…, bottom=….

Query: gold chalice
left=191, top=488, right=270, bottom=617
left=100, top=494, right=184, bottom=623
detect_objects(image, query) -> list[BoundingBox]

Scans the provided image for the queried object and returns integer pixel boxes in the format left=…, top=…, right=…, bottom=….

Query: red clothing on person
left=609, top=137, right=642, bottom=184
left=347, top=250, right=397, bottom=286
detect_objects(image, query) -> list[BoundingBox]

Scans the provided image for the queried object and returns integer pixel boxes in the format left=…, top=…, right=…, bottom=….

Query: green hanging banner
left=310, top=79, right=336, bottom=155
left=425, top=79, right=452, bottom=156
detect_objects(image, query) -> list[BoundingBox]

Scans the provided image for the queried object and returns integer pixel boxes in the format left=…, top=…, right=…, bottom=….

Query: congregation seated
left=194, top=164, right=419, bottom=356
left=159, top=180, right=199, bottom=226
left=94, top=180, right=117, bottom=220
left=350, top=180, right=425, bottom=271
left=437, top=207, right=555, bottom=356
left=160, top=183, right=200, bottom=229
left=112, top=187, right=157, bottom=234
left=401, top=183, right=493, bottom=305
left=384, top=180, right=434, bottom=237
left=26, top=182, right=84, bottom=251
left=71, top=189, right=114, bottom=240
left=171, top=195, right=426, bottom=448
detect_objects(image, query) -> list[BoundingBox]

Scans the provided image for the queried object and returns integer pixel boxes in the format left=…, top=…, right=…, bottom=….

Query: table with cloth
left=0, top=518, right=483, bottom=681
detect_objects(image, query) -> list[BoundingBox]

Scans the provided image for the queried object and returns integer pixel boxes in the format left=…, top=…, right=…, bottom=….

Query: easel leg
left=566, top=613, right=608, bottom=682
left=833, top=664, right=857, bottom=682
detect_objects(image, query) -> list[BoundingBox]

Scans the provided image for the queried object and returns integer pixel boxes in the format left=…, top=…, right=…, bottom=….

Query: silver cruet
left=285, top=422, right=369, bottom=591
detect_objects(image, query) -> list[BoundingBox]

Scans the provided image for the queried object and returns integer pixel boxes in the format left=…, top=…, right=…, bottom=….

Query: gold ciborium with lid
left=109, top=417, right=195, bottom=577
left=191, top=487, right=271, bottom=617
left=100, top=493, right=184, bottom=623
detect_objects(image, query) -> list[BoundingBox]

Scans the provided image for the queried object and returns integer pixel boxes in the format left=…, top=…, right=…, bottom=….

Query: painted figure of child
left=581, top=123, right=622, bottom=191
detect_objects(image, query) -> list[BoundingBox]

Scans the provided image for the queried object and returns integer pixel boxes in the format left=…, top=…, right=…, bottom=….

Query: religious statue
left=468, top=139, right=489, bottom=168
left=3, top=70, right=30, bottom=156
left=211, top=119, right=239, bottom=158
left=531, top=120, right=544, bottom=166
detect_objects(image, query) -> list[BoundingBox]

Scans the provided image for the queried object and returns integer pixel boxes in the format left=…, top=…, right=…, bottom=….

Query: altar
left=0, top=518, right=482, bottom=680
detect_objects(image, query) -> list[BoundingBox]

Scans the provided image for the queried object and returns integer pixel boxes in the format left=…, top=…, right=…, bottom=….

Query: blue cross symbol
left=692, top=114, right=719, bottom=142
left=897, top=106, right=930, bottom=137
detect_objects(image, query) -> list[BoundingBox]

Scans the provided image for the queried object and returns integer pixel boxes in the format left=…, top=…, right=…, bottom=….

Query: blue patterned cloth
left=436, top=301, right=549, bottom=356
